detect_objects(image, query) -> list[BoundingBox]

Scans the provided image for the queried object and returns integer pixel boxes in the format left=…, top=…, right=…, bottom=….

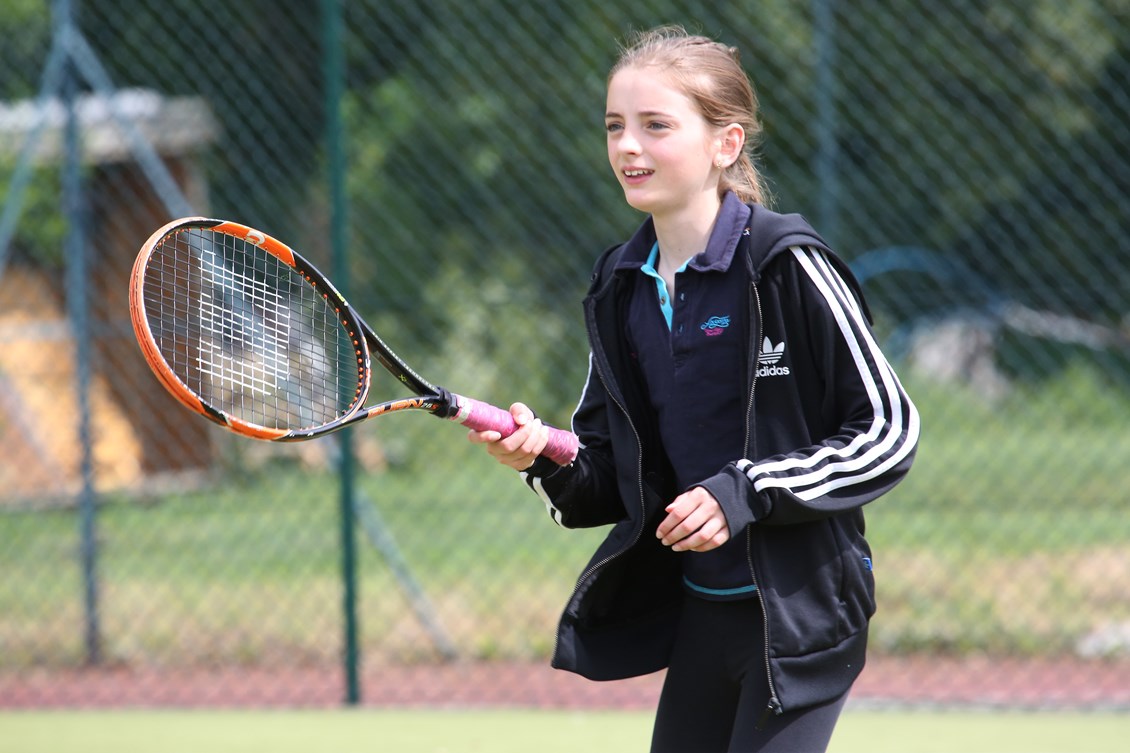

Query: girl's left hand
left=656, top=487, right=731, bottom=552
left=466, top=402, right=548, bottom=472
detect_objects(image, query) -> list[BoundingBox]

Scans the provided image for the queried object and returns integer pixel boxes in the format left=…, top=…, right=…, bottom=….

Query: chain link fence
left=2, top=0, right=1128, bottom=709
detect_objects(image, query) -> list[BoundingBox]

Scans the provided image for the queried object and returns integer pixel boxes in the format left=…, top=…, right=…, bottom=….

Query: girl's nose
left=618, top=130, right=641, bottom=156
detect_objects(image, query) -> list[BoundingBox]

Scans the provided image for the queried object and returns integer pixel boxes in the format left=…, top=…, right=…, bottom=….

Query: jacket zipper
left=552, top=308, right=648, bottom=657
left=573, top=366, right=646, bottom=585
left=747, top=282, right=783, bottom=725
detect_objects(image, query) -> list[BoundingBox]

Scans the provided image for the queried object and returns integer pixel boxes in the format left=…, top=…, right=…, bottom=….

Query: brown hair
left=610, top=25, right=770, bottom=206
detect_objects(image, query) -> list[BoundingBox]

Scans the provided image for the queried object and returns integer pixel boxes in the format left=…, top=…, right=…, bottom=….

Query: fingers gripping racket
left=128, top=217, right=579, bottom=465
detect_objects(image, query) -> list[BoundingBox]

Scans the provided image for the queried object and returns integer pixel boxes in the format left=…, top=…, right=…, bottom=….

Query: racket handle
left=449, top=394, right=579, bottom=466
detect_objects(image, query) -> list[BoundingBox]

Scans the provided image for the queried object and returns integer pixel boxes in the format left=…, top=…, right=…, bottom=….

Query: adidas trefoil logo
left=757, top=337, right=790, bottom=377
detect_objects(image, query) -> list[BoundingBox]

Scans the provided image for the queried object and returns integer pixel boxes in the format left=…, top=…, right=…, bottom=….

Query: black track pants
left=650, top=596, right=849, bottom=753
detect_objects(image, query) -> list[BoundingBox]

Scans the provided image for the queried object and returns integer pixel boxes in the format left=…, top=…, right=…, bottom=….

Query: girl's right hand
left=466, top=402, right=549, bottom=471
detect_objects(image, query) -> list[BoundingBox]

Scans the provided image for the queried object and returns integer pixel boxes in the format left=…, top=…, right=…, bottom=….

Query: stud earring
left=715, top=157, right=726, bottom=169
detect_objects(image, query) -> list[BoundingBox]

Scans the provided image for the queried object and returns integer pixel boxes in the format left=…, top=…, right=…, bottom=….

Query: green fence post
left=813, top=0, right=841, bottom=245
left=322, top=0, right=359, bottom=706
left=58, top=0, right=102, bottom=667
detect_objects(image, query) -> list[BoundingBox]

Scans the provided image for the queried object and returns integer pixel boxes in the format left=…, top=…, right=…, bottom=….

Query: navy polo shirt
left=621, top=196, right=758, bottom=600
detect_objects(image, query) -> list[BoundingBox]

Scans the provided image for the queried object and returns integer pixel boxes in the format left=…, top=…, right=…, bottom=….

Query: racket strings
left=196, top=241, right=291, bottom=395
left=142, top=228, right=363, bottom=430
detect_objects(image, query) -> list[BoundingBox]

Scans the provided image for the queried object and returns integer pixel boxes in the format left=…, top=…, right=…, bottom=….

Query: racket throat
left=431, top=386, right=465, bottom=420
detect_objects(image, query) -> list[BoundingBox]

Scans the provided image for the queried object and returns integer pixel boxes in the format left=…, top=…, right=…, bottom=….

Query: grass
left=1, top=709, right=1129, bottom=753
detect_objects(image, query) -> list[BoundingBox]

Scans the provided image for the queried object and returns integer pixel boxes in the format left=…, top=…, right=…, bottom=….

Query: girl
left=470, top=25, right=919, bottom=753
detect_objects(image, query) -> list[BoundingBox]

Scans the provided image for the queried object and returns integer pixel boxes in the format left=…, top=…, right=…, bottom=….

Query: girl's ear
left=716, top=123, right=746, bottom=168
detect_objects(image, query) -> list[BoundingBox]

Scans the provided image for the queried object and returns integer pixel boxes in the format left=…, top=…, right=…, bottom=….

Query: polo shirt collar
left=614, top=191, right=752, bottom=273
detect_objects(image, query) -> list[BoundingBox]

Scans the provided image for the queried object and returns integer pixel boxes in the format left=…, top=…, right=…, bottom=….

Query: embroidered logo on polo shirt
left=757, top=337, right=791, bottom=377
left=700, top=315, right=730, bottom=337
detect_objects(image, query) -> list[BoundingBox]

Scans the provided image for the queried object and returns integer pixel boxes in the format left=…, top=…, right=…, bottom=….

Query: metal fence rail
left=1, top=0, right=1128, bottom=709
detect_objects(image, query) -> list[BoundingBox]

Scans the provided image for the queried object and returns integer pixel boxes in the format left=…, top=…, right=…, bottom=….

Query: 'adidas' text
left=757, top=364, right=791, bottom=377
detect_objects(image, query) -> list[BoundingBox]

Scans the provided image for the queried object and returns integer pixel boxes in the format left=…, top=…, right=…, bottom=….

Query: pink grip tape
left=451, top=394, right=578, bottom=466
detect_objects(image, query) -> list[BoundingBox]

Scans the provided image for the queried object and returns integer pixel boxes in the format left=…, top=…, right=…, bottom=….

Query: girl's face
left=605, top=66, right=724, bottom=220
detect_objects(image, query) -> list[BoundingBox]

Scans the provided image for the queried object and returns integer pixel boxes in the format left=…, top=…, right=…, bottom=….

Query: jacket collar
left=587, top=196, right=870, bottom=322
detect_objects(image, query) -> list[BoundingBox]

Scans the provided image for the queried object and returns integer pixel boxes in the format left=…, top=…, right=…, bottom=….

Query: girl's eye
left=605, top=122, right=623, bottom=134
left=646, top=121, right=670, bottom=131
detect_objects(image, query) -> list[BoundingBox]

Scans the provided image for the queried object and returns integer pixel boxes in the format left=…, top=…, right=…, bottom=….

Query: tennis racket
left=128, top=216, right=579, bottom=465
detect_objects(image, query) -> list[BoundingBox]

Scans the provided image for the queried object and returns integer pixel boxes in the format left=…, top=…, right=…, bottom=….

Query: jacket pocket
left=832, top=516, right=877, bottom=641
left=757, top=521, right=844, bottom=655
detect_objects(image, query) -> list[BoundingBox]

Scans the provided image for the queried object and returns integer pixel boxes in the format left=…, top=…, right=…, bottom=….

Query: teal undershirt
left=640, top=242, right=687, bottom=330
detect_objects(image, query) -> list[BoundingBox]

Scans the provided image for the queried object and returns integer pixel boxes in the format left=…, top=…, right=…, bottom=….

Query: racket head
left=129, top=217, right=373, bottom=440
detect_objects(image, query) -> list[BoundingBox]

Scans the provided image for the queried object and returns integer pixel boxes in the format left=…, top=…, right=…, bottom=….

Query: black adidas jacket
left=520, top=196, right=920, bottom=715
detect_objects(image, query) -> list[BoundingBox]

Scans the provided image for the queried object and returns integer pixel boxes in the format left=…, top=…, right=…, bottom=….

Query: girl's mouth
left=623, top=168, right=654, bottom=184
